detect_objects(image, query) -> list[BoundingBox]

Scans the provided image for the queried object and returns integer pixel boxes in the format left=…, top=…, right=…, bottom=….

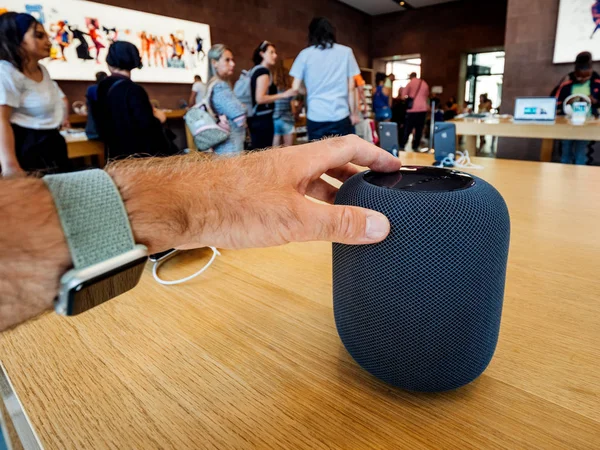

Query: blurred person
left=85, top=71, right=107, bottom=140
left=189, top=74, right=206, bottom=107
left=272, top=61, right=297, bottom=147
left=373, top=72, right=392, bottom=122
left=477, top=93, right=493, bottom=149
left=248, top=41, right=295, bottom=150
left=401, top=72, right=430, bottom=152
left=0, top=12, right=71, bottom=176
left=554, top=51, right=600, bottom=165
left=207, top=44, right=247, bottom=155
left=477, top=94, right=493, bottom=114
left=444, top=96, right=459, bottom=121
left=385, top=73, right=395, bottom=93
left=354, top=73, right=367, bottom=114
left=290, top=17, right=361, bottom=141
left=93, top=41, right=179, bottom=160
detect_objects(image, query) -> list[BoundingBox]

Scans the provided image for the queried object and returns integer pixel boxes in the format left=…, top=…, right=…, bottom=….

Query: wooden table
left=1, top=153, right=599, bottom=449
left=451, top=116, right=600, bottom=162
left=64, top=134, right=105, bottom=167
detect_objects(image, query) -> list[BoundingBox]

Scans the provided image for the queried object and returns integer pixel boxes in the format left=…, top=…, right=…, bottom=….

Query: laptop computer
left=513, top=97, right=557, bottom=124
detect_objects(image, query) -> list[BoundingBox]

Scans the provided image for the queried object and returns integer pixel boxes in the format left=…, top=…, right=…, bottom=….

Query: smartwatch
left=43, top=169, right=149, bottom=316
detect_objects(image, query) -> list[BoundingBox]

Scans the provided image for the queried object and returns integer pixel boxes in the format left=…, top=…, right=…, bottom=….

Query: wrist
left=105, top=157, right=201, bottom=253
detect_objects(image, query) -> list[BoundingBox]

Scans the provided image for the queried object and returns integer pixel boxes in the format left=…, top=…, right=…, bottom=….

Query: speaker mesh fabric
left=333, top=170, right=510, bottom=392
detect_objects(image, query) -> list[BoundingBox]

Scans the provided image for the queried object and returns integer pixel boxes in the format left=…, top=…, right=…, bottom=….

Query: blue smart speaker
left=333, top=167, right=510, bottom=392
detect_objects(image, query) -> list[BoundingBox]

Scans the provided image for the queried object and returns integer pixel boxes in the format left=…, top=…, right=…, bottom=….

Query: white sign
left=0, top=0, right=211, bottom=83
left=554, top=0, right=600, bottom=64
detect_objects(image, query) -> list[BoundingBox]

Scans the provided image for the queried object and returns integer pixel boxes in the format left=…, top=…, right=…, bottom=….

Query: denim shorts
left=274, top=117, right=295, bottom=136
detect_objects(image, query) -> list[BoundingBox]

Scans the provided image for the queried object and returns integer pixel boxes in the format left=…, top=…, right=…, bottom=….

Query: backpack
left=184, top=81, right=230, bottom=151
left=233, top=66, right=271, bottom=118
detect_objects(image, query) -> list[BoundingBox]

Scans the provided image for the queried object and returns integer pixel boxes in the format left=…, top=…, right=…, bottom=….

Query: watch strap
left=43, top=169, right=136, bottom=269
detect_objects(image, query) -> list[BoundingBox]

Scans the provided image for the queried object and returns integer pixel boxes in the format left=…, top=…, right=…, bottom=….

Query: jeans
left=402, top=112, right=427, bottom=151
left=561, top=140, right=588, bottom=165
left=307, top=117, right=354, bottom=141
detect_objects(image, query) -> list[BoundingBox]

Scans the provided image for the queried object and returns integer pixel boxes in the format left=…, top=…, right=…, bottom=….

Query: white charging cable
left=434, top=151, right=484, bottom=170
left=152, top=247, right=221, bottom=286
left=455, top=150, right=484, bottom=170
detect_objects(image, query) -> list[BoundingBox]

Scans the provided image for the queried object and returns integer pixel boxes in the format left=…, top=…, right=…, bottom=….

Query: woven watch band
left=43, top=169, right=136, bottom=269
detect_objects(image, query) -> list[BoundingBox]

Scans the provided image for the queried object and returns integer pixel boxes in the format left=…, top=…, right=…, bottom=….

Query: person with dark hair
left=554, top=51, right=600, bottom=165
left=0, top=12, right=71, bottom=176
left=93, top=41, right=179, bottom=160
left=290, top=17, right=361, bottom=141
left=444, top=96, right=459, bottom=121
left=373, top=72, right=392, bottom=122
left=85, top=71, right=107, bottom=140
left=247, top=41, right=295, bottom=150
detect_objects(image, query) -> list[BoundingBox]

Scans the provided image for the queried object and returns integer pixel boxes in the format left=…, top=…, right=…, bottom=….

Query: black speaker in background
left=333, top=167, right=510, bottom=392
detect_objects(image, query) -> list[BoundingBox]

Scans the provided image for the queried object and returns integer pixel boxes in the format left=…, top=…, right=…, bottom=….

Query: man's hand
left=153, top=108, right=167, bottom=124
left=107, top=135, right=402, bottom=253
left=0, top=136, right=401, bottom=331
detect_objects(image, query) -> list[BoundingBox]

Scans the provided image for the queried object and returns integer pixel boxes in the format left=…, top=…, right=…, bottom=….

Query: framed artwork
left=554, top=0, right=600, bottom=64
left=0, top=0, right=211, bottom=83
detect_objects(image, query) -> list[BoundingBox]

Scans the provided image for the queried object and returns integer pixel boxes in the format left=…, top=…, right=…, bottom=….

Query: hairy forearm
left=0, top=178, right=71, bottom=330
left=0, top=155, right=209, bottom=330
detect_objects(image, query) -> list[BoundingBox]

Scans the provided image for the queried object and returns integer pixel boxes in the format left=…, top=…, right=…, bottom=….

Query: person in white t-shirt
left=290, top=17, right=361, bottom=141
left=0, top=12, right=70, bottom=176
left=189, top=75, right=206, bottom=107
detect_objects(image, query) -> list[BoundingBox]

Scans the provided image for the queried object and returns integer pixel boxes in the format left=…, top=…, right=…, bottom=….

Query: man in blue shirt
left=290, top=17, right=361, bottom=141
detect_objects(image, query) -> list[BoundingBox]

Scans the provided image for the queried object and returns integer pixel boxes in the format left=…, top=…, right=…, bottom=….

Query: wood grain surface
left=1, top=153, right=599, bottom=449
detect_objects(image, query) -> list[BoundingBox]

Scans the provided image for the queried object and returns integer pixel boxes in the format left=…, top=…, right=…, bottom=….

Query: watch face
left=65, top=256, right=147, bottom=316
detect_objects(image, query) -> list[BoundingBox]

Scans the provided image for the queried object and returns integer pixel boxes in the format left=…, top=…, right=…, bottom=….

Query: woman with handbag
left=206, top=44, right=246, bottom=155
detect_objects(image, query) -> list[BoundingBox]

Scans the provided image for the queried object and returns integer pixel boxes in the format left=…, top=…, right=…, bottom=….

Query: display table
left=1, top=153, right=598, bottom=448
left=450, top=116, right=600, bottom=161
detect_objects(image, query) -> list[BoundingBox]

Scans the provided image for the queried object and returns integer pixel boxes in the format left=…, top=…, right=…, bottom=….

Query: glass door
left=465, top=51, right=505, bottom=113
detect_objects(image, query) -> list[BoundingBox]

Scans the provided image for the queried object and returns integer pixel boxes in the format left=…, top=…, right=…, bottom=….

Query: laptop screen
left=514, top=98, right=557, bottom=122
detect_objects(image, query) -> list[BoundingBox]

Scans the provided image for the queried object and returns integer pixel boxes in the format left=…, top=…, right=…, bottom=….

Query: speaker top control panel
left=363, top=166, right=475, bottom=193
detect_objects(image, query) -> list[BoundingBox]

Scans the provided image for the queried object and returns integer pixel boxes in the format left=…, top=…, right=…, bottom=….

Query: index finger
left=296, top=135, right=402, bottom=175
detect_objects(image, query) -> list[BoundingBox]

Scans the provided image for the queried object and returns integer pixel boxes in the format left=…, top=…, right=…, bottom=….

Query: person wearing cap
left=0, top=12, right=71, bottom=176
left=93, top=41, right=179, bottom=160
left=554, top=51, right=600, bottom=165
